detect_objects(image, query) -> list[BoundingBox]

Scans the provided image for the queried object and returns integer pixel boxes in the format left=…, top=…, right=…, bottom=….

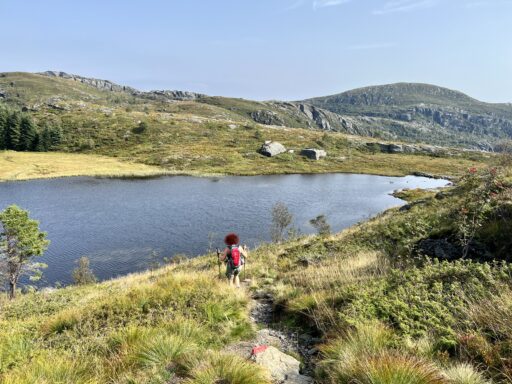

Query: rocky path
left=224, top=286, right=317, bottom=383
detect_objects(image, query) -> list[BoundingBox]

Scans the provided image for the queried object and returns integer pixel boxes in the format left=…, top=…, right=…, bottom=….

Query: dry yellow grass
left=0, top=151, right=172, bottom=181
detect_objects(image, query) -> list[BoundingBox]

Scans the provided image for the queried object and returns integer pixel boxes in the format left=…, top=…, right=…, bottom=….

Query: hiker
left=220, top=232, right=248, bottom=288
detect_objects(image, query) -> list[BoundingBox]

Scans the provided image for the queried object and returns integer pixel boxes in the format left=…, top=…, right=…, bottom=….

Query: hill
left=0, top=71, right=488, bottom=181
left=303, top=83, right=512, bottom=149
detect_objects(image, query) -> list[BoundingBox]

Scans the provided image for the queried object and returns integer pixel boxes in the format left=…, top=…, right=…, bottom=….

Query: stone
left=300, top=148, right=327, bottom=160
left=252, top=346, right=313, bottom=384
left=388, top=144, right=404, bottom=153
left=259, top=141, right=287, bottom=157
left=251, top=110, right=285, bottom=126
left=418, top=239, right=461, bottom=260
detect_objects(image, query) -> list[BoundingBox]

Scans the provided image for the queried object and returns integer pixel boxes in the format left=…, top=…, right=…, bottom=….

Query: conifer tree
left=0, top=108, right=7, bottom=149
left=19, top=115, right=37, bottom=151
left=0, top=205, right=49, bottom=299
left=5, top=111, right=21, bottom=150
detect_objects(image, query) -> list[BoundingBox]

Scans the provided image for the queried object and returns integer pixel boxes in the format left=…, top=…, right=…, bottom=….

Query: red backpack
left=229, top=245, right=241, bottom=268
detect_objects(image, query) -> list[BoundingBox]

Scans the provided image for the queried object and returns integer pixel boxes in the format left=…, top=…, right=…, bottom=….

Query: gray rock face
left=259, top=141, right=287, bottom=157
left=300, top=148, right=327, bottom=160
left=40, top=71, right=138, bottom=93
left=418, top=239, right=461, bottom=260
left=251, top=110, right=285, bottom=126
left=367, top=142, right=445, bottom=156
left=252, top=346, right=313, bottom=384
left=142, top=89, right=205, bottom=101
left=39, top=71, right=205, bottom=101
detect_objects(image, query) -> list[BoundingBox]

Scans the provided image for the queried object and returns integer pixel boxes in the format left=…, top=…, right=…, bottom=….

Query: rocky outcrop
left=300, top=148, right=327, bottom=160
left=259, top=141, right=287, bottom=157
left=140, top=89, right=205, bottom=101
left=366, top=142, right=445, bottom=155
left=418, top=239, right=461, bottom=260
left=251, top=110, right=285, bottom=126
left=39, top=71, right=205, bottom=101
left=40, top=71, right=138, bottom=93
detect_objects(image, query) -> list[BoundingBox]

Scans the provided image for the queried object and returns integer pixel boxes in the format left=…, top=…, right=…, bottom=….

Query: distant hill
left=302, top=83, right=512, bottom=149
left=1, top=72, right=511, bottom=151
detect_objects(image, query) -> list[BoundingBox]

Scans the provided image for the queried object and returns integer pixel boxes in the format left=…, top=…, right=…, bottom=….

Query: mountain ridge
left=1, top=71, right=512, bottom=150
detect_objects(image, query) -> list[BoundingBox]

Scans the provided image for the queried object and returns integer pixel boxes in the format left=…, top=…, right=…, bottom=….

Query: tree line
left=0, top=107, right=62, bottom=152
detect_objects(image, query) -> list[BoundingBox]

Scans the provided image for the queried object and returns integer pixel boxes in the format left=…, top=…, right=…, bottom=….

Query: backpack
left=228, top=245, right=241, bottom=268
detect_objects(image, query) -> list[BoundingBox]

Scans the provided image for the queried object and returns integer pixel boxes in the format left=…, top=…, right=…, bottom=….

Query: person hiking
left=219, top=232, right=248, bottom=288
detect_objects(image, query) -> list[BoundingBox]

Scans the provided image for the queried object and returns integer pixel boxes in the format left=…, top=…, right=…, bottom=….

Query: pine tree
left=49, top=124, right=62, bottom=148
left=18, top=115, right=37, bottom=151
left=5, top=111, right=21, bottom=150
left=0, top=205, right=49, bottom=299
left=0, top=108, right=7, bottom=149
left=36, top=124, right=52, bottom=151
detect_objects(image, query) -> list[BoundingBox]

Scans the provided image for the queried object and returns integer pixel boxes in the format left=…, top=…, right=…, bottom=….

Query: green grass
left=0, top=160, right=510, bottom=382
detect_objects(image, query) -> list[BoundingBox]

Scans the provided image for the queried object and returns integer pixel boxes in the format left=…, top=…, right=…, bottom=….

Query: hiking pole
left=216, top=248, right=221, bottom=279
left=243, top=244, right=247, bottom=281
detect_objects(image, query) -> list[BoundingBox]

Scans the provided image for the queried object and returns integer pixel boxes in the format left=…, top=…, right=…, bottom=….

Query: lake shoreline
left=2, top=173, right=450, bottom=286
left=0, top=150, right=458, bottom=183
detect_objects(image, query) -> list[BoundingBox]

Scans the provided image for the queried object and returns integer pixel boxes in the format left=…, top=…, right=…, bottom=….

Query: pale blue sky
left=1, top=0, right=511, bottom=102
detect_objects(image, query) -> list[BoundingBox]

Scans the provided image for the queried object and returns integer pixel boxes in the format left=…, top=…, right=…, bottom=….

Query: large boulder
left=252, top=346, right=313, bottom=384
left=259, top=141, right=287, bottom=157
left=300, top=148, right=326, bottom=160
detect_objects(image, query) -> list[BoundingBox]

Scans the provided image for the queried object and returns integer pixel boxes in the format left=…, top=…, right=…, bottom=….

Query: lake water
left=0, top=174, right=449, bottom=286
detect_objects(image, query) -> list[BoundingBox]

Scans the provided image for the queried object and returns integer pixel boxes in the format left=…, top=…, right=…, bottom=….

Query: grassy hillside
left=304, top=83, right=512, bottom=148
left=304, top=82, right=512, bottom=117
left=1, top=161, right=511, bottom=383
left=0, top=72, right=495, bottom=181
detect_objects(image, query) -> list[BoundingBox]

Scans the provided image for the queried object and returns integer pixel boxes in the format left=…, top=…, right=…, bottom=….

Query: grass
left=0, top=160, right=510, bottom=382
left=0, top=269, right=263, bottom=383
left=0, top=151, right=171, bottom=181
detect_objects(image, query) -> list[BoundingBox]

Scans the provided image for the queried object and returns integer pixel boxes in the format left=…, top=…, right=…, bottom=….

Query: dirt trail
left=224, top=283, right=318, bottom=383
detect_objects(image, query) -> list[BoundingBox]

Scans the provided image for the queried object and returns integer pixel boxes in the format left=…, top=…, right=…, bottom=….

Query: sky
left=1, top=0, right=511, bottom=102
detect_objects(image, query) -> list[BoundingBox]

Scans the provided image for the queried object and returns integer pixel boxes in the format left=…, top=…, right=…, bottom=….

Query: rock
left=412, top=171, right=436, bottom=179
left=228, top=124, right=238, bottom=129
left=399, top=204, right=412, bottom=212
left=418, top=239, right=461, bottom=260
left=252, top=346, right=313, bottom=384
left=388, top=144, right=404, bottom=153
left=300, top=148, right=327, bottom=160
left=251, top=110, right=285, bottom=126
left=306, top=347, right=318, bottom=355
left=259, top=141, right=287, bottom=157
left=435, top=191, right=452, bottom=200
left=399, top=113, right=413, bottom=121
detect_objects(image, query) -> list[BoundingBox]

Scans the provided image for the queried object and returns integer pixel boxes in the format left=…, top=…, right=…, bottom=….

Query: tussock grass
left=184, top=352, right=270, bottom=384
left=443, top=363, right=490, bottom=384
left=0, top=269, right=254, bottom=383
left=317, top=322, right=446, bottom=384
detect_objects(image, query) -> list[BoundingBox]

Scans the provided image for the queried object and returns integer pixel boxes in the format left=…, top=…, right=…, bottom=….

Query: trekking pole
left=216, top=248, right=221, bottom=279
left=243, top=244, right=247, bottom=281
